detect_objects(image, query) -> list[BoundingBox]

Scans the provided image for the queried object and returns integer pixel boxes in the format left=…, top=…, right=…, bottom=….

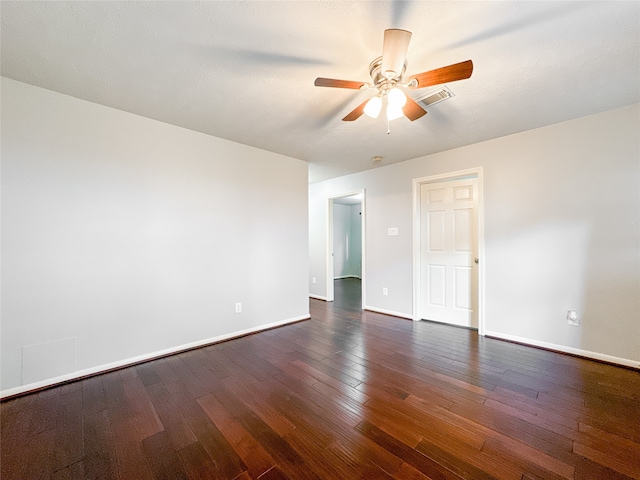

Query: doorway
left=327, top=190, right=365, bottom=308
left=412, top=169, right=484, bottom=334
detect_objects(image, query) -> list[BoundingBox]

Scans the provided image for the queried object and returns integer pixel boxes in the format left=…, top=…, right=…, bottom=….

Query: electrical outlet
left=567, top=310, right=579, bottom=326
left=382, top=287, right=388, bottom=296
left=235, top=302, right=242, bottom=314
left=312, top=277, right=316, bottom=284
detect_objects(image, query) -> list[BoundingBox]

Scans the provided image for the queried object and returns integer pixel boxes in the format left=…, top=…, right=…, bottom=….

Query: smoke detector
left=414, top=86, right=455, bottom=109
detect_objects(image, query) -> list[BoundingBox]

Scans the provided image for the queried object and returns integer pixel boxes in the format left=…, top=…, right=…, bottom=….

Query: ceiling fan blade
left=342, top=99, right=370, bottom=121
left=381, top=29, right=412, bottom=79
left=403, top=96, right=427, bottom=121
left=409, top=60, right=473, bottom=88
left=314, top=77, right=365, bottom=89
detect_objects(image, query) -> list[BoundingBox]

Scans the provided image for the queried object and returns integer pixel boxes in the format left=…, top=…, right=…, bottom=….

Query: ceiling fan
left=314, top=29, right=473, bottom=123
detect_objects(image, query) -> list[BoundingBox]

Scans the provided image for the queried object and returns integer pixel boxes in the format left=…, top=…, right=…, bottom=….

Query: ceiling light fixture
left=364, top=95, right=382, bottom=118
left=388, top=87, right=407, bottom=108
left=365, top=90, right=406, bottom=122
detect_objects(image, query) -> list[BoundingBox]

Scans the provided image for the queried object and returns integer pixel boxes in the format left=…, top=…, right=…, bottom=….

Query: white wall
left=348, top=204, right=362, bottom=278
left=1, top=78, right=309, bottom=394
left=333, top=203, right=350, bottom=278
left=309, top=104, right=640, bottom=366
left=332, top=203, right=361, bottom=279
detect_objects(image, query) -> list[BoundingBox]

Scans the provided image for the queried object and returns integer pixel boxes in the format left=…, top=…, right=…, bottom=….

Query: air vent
left=415, top=86, right=455, bottom=109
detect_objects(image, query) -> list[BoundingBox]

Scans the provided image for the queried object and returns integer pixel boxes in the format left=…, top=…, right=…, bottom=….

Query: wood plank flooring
left=2, top=278, right=640, bottom=479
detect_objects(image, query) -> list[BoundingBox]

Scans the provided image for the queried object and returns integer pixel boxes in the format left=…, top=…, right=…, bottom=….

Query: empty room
left=1, top=1, right=639, bottom=479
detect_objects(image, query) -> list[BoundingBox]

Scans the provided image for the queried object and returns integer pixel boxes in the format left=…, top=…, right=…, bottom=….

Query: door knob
left=474, top=258, right=479, bottom=264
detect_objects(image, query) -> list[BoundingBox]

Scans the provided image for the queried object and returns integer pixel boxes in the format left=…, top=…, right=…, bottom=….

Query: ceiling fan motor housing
left=369, top=56, right=407, bottom=89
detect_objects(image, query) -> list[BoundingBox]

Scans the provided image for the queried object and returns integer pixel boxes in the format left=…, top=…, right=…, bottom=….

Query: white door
left=420, top=178, right=478, bottom=328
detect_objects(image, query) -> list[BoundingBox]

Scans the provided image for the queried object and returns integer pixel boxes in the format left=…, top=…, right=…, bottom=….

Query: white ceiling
left=2, top=1, right=639, bottom=183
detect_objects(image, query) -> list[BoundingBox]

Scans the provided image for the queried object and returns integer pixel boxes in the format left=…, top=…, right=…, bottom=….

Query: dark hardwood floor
left=2, top=277, right=640, bottom=479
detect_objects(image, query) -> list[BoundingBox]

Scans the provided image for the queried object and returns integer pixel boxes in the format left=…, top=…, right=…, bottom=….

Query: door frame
left=412, top=168, right=485, bottom=335
left=326, top=189, right=366, bottom=308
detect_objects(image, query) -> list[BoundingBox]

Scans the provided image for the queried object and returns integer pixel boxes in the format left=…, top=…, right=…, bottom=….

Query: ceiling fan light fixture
left=314, top=28, right=473, bottom=126
left=386, top=103, right=404, bottom=121
left=388, top=87, right=407, bottom=108
left=364, top=95, right=382, bottom=118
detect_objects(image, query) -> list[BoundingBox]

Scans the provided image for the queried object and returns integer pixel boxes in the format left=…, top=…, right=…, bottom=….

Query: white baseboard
left=1, top=314, right=310, bottom=399
left=364, top=305, right=413, bottom=320
left=309, top=294, right=327, bottom=301
left=484, top=330, right=640, bottom=369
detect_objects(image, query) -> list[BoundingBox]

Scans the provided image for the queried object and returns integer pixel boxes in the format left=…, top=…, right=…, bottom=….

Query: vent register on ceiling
left=314, top=29, right=472, bottom=131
